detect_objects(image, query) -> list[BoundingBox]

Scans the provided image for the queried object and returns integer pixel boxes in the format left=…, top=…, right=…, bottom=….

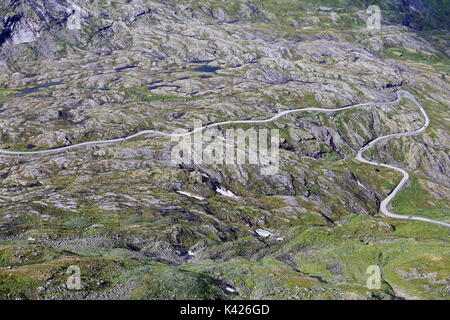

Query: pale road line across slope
left=356, top=91, right=449, bottom=228
left=0, top=90, right=448, bottom=227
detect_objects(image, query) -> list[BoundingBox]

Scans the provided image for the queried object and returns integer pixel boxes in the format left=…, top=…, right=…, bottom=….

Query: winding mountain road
left=0, top=90, right=448, bottom=227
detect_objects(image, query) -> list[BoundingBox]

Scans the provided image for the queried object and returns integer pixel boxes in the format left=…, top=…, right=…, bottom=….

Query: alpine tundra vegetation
left=0, top=0, right=449, bottom=300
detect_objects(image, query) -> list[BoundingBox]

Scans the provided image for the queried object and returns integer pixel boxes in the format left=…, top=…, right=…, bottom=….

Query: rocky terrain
left=0, top=0, right=449, bottom=300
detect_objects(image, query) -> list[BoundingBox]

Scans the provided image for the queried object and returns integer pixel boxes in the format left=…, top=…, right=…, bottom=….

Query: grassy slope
left=0, top=0, right=448, bottom=300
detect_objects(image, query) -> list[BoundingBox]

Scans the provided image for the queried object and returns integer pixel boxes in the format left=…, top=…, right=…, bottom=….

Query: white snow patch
left=216, top=187, right=237, bottom=198
left=188, top=250, right=196, bottom=256
left=177, top=191, right=205, bottom=201
left=27, top=237, right=36, bottom=242
left=225, top=286, right=236, bottom=293
left=357, top=180, right=368, bottom=190
left=255, top=229, right=272, bottom=238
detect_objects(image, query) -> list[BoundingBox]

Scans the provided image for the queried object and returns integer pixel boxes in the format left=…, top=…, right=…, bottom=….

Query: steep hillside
left=0, top=0, right=448, bottom=300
